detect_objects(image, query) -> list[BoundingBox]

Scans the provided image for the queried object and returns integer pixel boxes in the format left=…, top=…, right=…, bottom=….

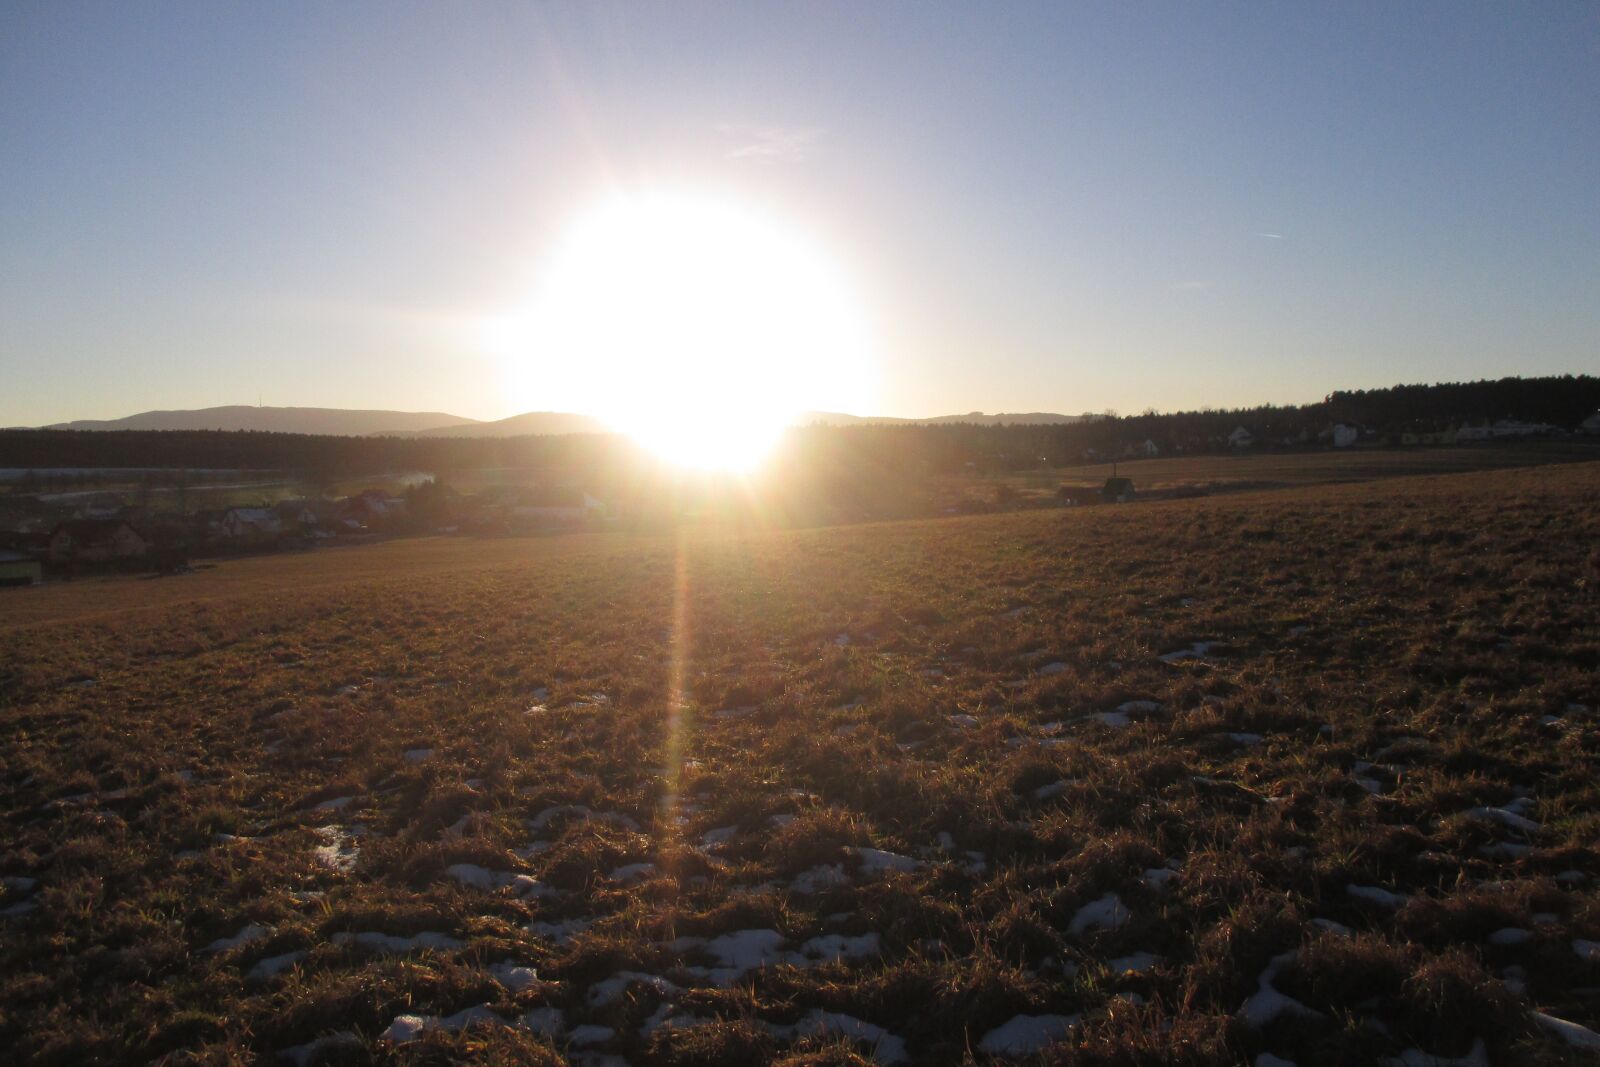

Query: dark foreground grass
left=2, top=463, right=1598, bottom=1065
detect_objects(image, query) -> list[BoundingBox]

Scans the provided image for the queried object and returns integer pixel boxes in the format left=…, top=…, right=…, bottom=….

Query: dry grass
left=2, top=462, right=1598, bottom=1065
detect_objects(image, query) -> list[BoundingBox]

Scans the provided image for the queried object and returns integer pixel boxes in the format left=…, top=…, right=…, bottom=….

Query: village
left=0, top=483, right=610, bottom=586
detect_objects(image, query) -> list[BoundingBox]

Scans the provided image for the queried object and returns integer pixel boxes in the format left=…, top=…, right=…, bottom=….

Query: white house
left=1332, top=424, right=1359, bottom=448
left=1228, top=426, right=1255, bottom=449
left=1583, top=411, right=1600, bottom=435
left=1137, top=439, right=1160, bottom=457
left=221, top=507, right=283, bottom=542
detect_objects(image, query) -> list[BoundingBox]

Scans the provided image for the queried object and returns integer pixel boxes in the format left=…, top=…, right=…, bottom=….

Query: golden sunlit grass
left=2, top=463, right=1598, bottom=1064
left=485, top=189, right=876, bottom=470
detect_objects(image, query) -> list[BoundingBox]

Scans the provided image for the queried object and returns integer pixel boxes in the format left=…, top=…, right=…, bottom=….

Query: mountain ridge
left=30, top=405, right=1094, bottom=438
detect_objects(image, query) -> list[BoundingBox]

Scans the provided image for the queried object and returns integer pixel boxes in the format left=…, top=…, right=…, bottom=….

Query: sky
left=2, top=2, right=1597, bottom=427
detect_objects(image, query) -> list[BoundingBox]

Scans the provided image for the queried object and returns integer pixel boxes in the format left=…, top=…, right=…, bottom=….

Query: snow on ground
left=402, top=748, right=433, bottom=763
left=1312, top=918, right=1353, bottom=937
left=487, top=960, right=540, bottom=993
left=527, top=917, right=591, bottom=945
left=1093, top=711, right=1132, bottom=728
left=779, top=1010, right=907, bottom=1064
left=443, top=863, right=552, bottom=897
left=1238, top=953, right=1323, bottom=1029
left=1460, top=805, right=1541, bottom=835
left=246, top=950, right=307, bottom=980
left=1486, top=927, right=1532, bottom=946
left=204, top=923, right=271, bottom=953
left=278, top=1030, right=361, bottom=1066
left=1255, top=1055, right=1299, bottom=1067
left=977, top=1013, right=1081, bottom=1056
left=332, top=930, right=464, bottom=953
left=586, top=971, right=681, bottom=1008
left=1573, top=939, right=1600, bottom=963
left=1158, top=641, right=1219, bottom=664
left=1033, top=779, right=1078, bottom=800
left=519, top=1006, right=565, bottom=1037
left=699, top=825, right=738, bottom=849
left=311, top=825, right=362, bottom=871
left=1533, top=1012, right=1600, bottom=1050
left=1346, top=884, right=1409, bottom=909
left=1381, top=1037, right=1490, bottom=1066
left=792, top=863, right=850, bottom=893
left=1140, top=866, right=1178, bottom=890
left=527, top=804, right=640, bottom=832
left=1116, top=700, right=1163, bottom=714
left=608, top=862, right=655, bottom=883
left=853, top=847, right=922, bottom=875
left=1068, top=893, right=1131, bottom=936
left=382, top=1004, right=503, bottom=1044
left=313, top=795, right=357, bottom=812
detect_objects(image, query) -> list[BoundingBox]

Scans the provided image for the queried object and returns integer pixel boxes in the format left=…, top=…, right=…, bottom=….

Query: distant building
left=1134, top=439, right=1160, bottom=457
left=48, top=519, right=148, bottom=565
left=1227, top=426, right=1255, bottom=449
left=220, top=507, right=283, bottom=543
left=0, top=549, right=42, bottom=586
left=1583, top=411, right=1600, bottom=435
left=508, top=488, right=606, bottom=526
left=1332, top=424, right=1359, bottom=448
left=1102, top=477, right=1135, bottom=503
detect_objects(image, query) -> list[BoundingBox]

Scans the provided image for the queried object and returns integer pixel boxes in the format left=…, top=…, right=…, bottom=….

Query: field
left=2, top=460, right=1599, bottom=1065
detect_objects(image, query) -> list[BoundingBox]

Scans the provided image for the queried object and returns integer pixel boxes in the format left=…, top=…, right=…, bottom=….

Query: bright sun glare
left=485, top=191, right=874, bottom=470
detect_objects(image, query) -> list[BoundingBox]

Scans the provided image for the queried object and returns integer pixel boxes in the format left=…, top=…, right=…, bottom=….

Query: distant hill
left=45, top=405, right=479, bottom=436
left=387, top=412, right=610, bottom=438
left=33, top=405, right=1095, bottom=439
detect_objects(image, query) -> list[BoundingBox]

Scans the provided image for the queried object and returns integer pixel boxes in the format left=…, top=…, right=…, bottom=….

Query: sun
left=487, top=190, right=874, bottom=470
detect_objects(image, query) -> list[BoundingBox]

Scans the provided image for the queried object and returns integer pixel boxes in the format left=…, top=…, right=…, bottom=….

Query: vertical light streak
left=659, top=526, right=691, bottom=856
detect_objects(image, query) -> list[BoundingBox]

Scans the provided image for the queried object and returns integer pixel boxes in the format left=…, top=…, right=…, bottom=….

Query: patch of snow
left=1226, top=732, right=1264, bottom=745
left=1312, top=918, right=1353, bottom=937
left=1477, top=841, right=1531, bottom=860
left=568, top=1024, right=616, bottom=1047
left=1033, top=779, right=1077, bottom=800
left=247, top=950, right=307, bottom=980
left=3, top=876, right=38, bottom=894
left=333, top=930, right=464, bottom=953
left=834, top=633, right=851, bottom=647
left=1532, top=1012, right=1600, bottom=1051
left=311, top=825, right=362, bottom=871
left=1140, top=867, right=1178, bottom=891
left=1116, top=700, right=1162, bottom=714
left=854, top=847, right=922, bottom=875
left=1573, top=939, right=1600, bottom=963
left=519, top=1006, right=565, bottom=1037
left=1346, top=884, right=1408, bottom=909
left=586, top=971, right=680, bottom=1008
left=948, top=713, right=980, bottom=728
left=795, top=932, right=881, bottom=963
left=1068, top=893, right=1131, bottom=936
left=488, top=960, right=539, bottom=993
left=278, top=1031, right=361, bottom=1066
left=1238, top=953, right=1323, bottom=1029
left=1093, top=711, right=1132, bottom=728
left=704, top=928, right=788, bottom=971
left=977, top=1013, right=1080, bottom=1056
left=313, top=796, right=356, bottom=812
left=1039, top=661, right=1069, bottom=676
left=699, top=825, right=737, bottom=849
left=382, top=1004, right=503, bottom=1044
left=785, top=1010, right=907, bottom=1064
left=1486, top=927, right=1532, bottom=947
left=444, top=864, right=553, bottom=897
left=204, top=923, right=272, bottom=953
left=791, top=863, right=850, bottom=893
left=403, top=748, right=433, bottom=763
left=1461, top=806, right=1541, bottom=835
left=609, top=862, right=655, bottom=883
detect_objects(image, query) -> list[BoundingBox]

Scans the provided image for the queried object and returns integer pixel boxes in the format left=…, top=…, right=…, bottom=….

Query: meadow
left=2, top=460, right=1598, bottom=1065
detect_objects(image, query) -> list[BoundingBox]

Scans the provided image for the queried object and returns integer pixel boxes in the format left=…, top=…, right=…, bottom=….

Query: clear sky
left=3, top=2, right=1597, bottom=426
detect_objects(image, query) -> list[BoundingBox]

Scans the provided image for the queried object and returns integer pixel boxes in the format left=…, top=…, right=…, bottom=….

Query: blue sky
left=2, top=2, right=1596, bottom=425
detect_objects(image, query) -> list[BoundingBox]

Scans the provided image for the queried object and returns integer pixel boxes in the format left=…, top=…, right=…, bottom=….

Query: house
left=1133, top=439, right=1160, bottom=458
left=1332, top=424, right=1359, bottom=448
left=0, top=549, right=42, bottom=586
left=508, top=488, right=606, bottom=526
left=1227, top=426, right=1255, bottom=449
left=1102, top=477, right=1135, bottom=503
left=275, top=499, right=323, bottom=531
left=48, top=519, right=148, bottom=565
left=1453, top=424, right=1492, bottom=442
left=1581, top=411, right=1600, bottom=435
left=220, top=507, right=283, bottom=543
